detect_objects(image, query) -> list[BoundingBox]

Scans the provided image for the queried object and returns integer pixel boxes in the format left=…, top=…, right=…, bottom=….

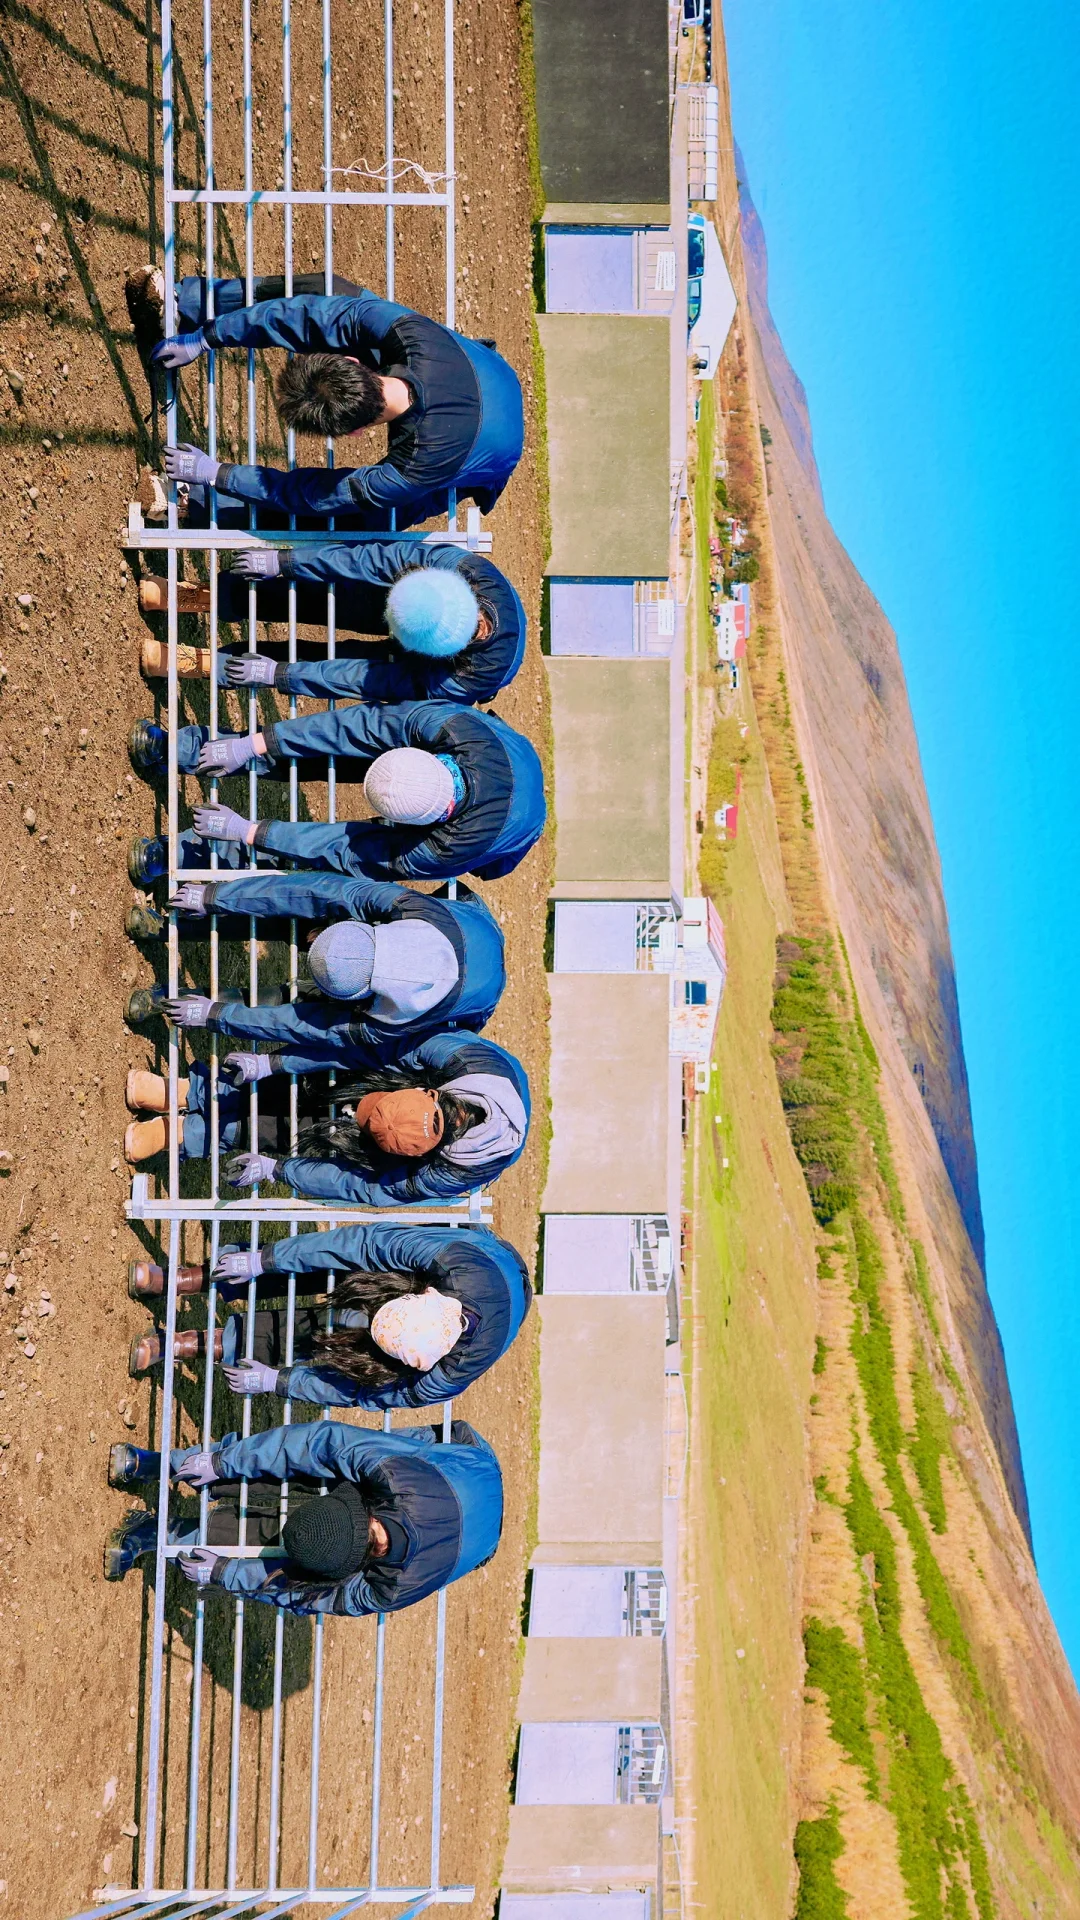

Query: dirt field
left=0, top=0, right=548, bottom=1912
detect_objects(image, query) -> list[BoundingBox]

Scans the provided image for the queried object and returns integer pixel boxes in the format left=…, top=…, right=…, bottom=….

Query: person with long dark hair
left=126, top=1220, right=532, bottom=1407
left=103, top=1418, right=503, bottom=1617
left=122, top=1030, right=530, bottom=1207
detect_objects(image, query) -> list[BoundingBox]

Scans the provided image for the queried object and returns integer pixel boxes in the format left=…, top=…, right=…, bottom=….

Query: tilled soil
left=0, top=0, right=548, bottom=1912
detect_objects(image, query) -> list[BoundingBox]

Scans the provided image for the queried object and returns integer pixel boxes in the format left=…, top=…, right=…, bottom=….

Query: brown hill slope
left=696, top=20, right=1080, bottom=1906
left=737, top=166, right=1028, bottom=1535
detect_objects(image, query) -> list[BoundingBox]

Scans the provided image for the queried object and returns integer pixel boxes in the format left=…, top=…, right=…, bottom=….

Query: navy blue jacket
left=198, top=874, right=505, bottom=1060
left=260, top=1222, right=532, bottom=1408
left=195, top=1420, right=503, bottom=1617
left=256, top=701, right=546, bottom=882
left=280, top=1031, right=531, bottom=1205
left=201, top=289, right=524, bottom=524
left=273, top=540, right=526, bottom=705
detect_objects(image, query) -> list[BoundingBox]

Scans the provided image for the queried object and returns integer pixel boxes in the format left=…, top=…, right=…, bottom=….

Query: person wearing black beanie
left=103, top=1418, right=503, bottom=1617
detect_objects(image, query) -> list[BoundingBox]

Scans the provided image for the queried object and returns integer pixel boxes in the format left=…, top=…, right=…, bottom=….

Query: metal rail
left=74, top=0, right=482, bottom=1913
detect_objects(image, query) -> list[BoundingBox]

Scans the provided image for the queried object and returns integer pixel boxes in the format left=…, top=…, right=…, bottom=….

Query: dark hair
left=296, top=1067, right=481, bottom=1170
left=305, top=1268, right=455, bottom=1388
left=275, top=354, right=384, bottom=436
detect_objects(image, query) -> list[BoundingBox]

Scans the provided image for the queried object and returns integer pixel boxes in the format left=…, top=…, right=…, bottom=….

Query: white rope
left=324, top=155, right=455, bottom=192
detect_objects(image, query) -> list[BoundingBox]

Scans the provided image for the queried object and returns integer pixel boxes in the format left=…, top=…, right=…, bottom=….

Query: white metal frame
left=74, top=0, right=490, bottom=1913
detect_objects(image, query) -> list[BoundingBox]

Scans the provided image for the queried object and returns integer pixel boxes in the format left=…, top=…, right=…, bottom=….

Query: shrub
left=792, top=1809, right=849, bottom=1920
left=804, top=1618, right=879, bottom=1795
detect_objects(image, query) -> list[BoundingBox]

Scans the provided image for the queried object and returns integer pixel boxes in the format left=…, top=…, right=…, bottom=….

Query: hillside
left=681, top=13, right=1080, bottom=1915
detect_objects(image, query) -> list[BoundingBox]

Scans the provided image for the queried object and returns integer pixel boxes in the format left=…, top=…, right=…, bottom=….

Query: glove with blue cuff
left=227, top=1151, right=280, bottom=1188
left=174, top=1449, right=220, bottom=1489
left=224, top=653, right=278, bottom=687
left=164, top=443, right=220, bottom=487
left=231, top=549, right=282, bottom=582
left=151, top=333, right=208, bottom=369
left=168, top=882, right=209, bottom=917
left=177, top=1547, right=222, bottom=1587
left=161, top=995, right=215, bottom=1028
left=222, top=1051, right=275, bottom=1087
left=193, top=803, right=252, bottom=843
left=224, top=1361, right=281, bottom=1397
left=197, top=735, right=259, bottom=777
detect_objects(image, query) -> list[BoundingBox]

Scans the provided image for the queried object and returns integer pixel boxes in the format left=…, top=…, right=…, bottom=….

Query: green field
left=682, top=386, right=820, bottom=1915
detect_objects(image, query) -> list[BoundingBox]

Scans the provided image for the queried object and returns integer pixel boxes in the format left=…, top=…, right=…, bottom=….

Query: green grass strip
left=804, top=1619, right=880, bottom=1796
left=793, top=1809, right=850, bottom=1920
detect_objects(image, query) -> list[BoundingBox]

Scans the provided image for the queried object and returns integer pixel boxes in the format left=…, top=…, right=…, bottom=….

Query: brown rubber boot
left=124, top=1116, right=170, bottom=1163
left=125, top=1070, right=190, bottom=1115
left=127, top=1260, right=207, bottom=1300
left=139, top=578, right=211, bottom=617
left=141, top=635, right=214, bottom=678
left=126, top=1068, right=166, bottom=1113
left=128, top=1326, right=224, bottom=1376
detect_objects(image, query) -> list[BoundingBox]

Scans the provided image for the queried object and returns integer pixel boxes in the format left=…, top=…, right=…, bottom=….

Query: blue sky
left=722, top=0, right=1080, bottom=1669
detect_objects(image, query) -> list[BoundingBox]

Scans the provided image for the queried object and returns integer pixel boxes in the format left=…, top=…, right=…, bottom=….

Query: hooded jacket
left=253, top=700, right=546, bottom=883
left=270, top=540, right=526, bottom=706
left=278, top=1030, right=531, bottom=1205
left=194, top=875, right=506, bottom=1061
left=188, top=285, right=524, bottom=524
left=193, top=1419, right=503, bottom=1617
left=258, top=1221, right=532, bottom=1408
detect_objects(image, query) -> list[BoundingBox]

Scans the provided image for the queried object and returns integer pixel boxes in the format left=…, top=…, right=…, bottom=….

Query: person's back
left=140, top=273, right=525, bottom=527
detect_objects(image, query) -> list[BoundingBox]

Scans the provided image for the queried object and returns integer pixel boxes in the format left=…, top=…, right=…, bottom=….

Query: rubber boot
left=128, top=1326, right=223, bottom=1376
left=124, top=265, right=165, bottom=336
left=108, top=1442, right=162, bottom=1490
left=126, top=1067, right=167, bottom=1113
left=103, top=1509, right=159, bottom=1582
left=139, top=581, right=212, bottom=620
left=141, top=637, right=215, bottom=677
left=129, top=719, right=167, bottom=775
left=125, top=902, right=167, bottom=942
left=128, top=1260, right=206, bottom=1300
left=128, top=836, right=167, bottom=885
left=124, top=1116, right=170, bottom=1164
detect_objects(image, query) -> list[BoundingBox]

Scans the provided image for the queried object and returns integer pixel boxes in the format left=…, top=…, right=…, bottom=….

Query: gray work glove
left=227, top=1151, right=280, bottom=1187
left=177, top=1547, right=222, bottom=1586
left=151, top=333, right=208, bottom=369
left=223, top=1360, right=280, bottom=1397
left=168, top=882, right=209, bottom=917
left=161, top=994, right=214, bottom=1028
left=193, top=803, right=252, bottom=842
left=212, top=1245, right=267, bottom=1282
left=222, top=1051, right=274, bottom=1087
left=231, top=549, right=282, bottom=581
left=197, top=734, right=259, bottom=777
left=175, top=1449, right=220, bottom=1489
left=164, top=442, right=220, bottom=487
left=224, top=653, right=278, bottom=688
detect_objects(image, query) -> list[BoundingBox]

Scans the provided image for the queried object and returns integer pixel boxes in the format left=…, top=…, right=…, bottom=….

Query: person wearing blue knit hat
left=138, top=537, right=527, bottom=706
left=385, top=567, right=478, bottom=657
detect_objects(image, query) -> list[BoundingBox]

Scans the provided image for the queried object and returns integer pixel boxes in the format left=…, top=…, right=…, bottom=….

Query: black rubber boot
left=103, top=1509, right=159, bottom=1581
left=128, top=836, right=168, bottom=886
left=125, top=901, right=167, bottom=941
left=108, top=1443, right=162, bottom=1490
left=125, top=983, right=167, bottom=1025
left=129, top=719, right=167, bottom=775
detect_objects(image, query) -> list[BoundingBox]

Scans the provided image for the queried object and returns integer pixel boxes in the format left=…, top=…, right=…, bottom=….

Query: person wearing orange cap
left=123, top=1030, right=530, bottom=1207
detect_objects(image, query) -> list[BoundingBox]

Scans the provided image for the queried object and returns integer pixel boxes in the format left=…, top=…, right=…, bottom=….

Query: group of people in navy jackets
left=103, top=266, right=545, bottom=1622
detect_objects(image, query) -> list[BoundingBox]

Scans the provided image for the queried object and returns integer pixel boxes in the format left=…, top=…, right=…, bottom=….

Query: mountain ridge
left=732, top=166, right=1033, bottom=1531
